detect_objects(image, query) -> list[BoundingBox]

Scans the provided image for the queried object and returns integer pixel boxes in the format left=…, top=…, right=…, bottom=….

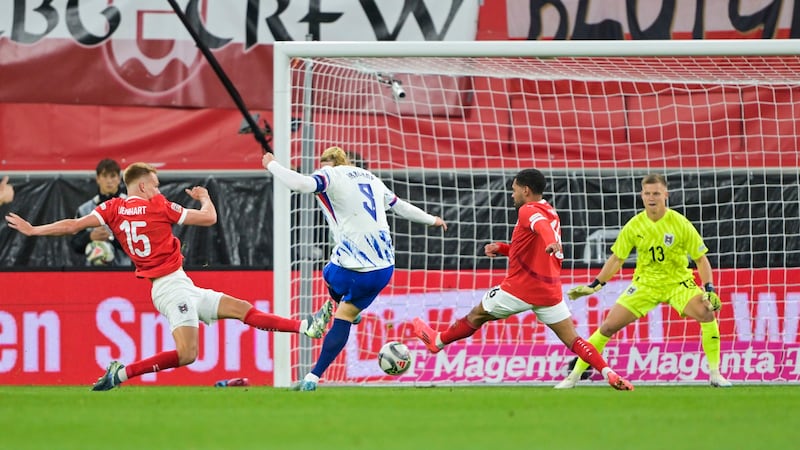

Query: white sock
left=304, top=373, right=320, bottom=383
left=435, top=334, right=444, bottom=349
left=299, top=319, right=308, bottom=334
left=600, top=367, right=612, bottom=379
left=117, top=368, right=128, bottom=382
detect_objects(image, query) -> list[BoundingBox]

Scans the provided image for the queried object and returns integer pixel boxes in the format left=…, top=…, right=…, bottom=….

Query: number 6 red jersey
left=500, top=199, right=564, bottom=306
left=91, top=194, right=188, bottom=279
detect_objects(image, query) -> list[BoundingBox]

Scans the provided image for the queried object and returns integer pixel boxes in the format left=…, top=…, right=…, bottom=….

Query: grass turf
left=1, top=385, right=797, bottom=450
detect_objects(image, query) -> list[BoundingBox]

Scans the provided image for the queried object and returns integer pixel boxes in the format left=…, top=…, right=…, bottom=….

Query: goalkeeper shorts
left=617, top=277, right=703, bottom=318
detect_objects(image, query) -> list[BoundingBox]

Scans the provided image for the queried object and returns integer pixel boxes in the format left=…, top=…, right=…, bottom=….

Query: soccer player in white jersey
left=6, top=162, right=333, bottom=390
left=263, top=147, right=447, bottom=391
left=556, top=173, right=732, bottom=388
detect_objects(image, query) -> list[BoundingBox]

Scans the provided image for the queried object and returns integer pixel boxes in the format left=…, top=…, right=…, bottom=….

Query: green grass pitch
left=2, top=385, right=798, bottom=450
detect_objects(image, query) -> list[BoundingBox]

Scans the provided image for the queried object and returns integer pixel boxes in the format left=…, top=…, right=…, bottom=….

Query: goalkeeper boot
left=606, top=370, right=634, bottom=391
left=92, top=360, right=125, bottom=391
left=304, top=300, right=334, bottom=339
left=710, top=370, right=733, bottom=388
left=290, top=380, right=317, bottom=391
left=412, top=318, right=442, bottom=354
left=554, top=372, right=580, bottom=389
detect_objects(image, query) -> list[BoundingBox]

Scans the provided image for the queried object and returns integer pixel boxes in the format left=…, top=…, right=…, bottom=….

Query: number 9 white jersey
left=311, top=165, right=398, bottom=271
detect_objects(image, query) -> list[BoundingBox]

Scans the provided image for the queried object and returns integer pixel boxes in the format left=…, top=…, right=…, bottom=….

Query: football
left=85, top=240, right=115, bottom=266
left=378, top=341, right=412, bottom=375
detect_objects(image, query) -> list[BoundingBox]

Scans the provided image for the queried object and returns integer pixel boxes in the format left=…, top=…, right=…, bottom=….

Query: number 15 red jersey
left=91, top=194, right=188, bottom=279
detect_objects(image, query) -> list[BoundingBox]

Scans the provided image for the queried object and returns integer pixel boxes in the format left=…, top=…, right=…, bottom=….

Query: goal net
left=271, top=40, right=800, bottom=387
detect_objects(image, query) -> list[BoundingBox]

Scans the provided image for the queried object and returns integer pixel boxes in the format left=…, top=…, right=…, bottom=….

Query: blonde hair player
left=556, top=173, right=731, bottom=388
left=6, top=162, right=333, bottom=390
left=263, top=146, right=447, bottom=391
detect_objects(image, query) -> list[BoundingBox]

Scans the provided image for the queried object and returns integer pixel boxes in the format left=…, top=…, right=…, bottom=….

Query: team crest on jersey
left=178, top=303, right=188, bottom=314
left=664, top=234, right=675, bottom=246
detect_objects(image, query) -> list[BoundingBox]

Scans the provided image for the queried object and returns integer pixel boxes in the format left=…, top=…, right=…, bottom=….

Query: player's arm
left=390, top=199, right=447, bottom=230
left=6, top=213, right=100, bottom=237
left=262, top=153, right=317, bottom=193
left=485, top=242, right=509, bottom=257
left=0, top=176, right=13, bottom=205
left=694, top=254, right=721, bottom=311
left=182, top=186, right=217, bottom=227
left=567, top=253, right=624, bottom=300
left=529, top=214, right=562, bottom=255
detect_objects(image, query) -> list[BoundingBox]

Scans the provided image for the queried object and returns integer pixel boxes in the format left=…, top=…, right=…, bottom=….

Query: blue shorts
left=322, top=263, right=394, bottom=311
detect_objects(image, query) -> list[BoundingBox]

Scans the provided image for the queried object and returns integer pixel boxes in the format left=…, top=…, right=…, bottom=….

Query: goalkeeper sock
left=701, top=320, right=722, bottom=371
left=243, top=308, right=300, bottom=333
left=571, top=330, right=611, bottom=376
left=126, top=350, right=180, bottom=379
left=440, top=317, right=479, bottom=345
left=311, top=318, right=351, bottom=378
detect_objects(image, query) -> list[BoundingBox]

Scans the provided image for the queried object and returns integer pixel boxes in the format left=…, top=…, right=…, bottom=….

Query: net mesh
left=284, top=53, right=800, bottom=385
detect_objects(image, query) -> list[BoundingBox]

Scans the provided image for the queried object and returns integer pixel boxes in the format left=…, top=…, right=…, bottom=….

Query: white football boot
left=710, top=370, right=733, bottom=388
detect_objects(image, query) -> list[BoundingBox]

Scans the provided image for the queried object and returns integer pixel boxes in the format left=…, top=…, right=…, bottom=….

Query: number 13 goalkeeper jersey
left=611, top=208, right=708, bottom=288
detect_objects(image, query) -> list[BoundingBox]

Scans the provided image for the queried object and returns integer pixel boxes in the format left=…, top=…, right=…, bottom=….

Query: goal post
left=272, top=40, right=800, bottom=387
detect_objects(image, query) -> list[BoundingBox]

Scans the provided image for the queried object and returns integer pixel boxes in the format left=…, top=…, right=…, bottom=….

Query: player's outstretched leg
left=303, top=300, right=334, bottom=338
left=412, top=318, right=442, bottom=354
left=605, top=370, right=634, bottom=391
left=92, top=360, right=125, bottom=391
left=709, top=369, right=732, bottom=388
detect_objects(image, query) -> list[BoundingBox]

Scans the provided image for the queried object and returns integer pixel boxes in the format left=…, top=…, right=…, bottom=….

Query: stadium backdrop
left=1, top=0, right=799, bottom=385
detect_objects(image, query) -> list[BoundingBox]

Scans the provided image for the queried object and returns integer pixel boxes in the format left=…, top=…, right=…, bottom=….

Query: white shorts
left=151, top=269, right=223, bottom=331
left=481, top=286, right=572, bottom=325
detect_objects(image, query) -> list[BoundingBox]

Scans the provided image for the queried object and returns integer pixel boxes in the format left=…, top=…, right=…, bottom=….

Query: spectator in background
left=0, top=176, right=13, bottom=205
left=70, top=159, right=131, bottom=267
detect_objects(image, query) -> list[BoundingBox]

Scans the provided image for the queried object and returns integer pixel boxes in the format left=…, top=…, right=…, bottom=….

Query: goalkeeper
left=556, top=173, right=731, bottom=389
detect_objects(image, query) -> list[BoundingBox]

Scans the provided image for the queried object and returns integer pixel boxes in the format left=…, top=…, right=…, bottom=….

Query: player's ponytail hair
left=320, top=146, right=351, bottom=166
left=124, top=162, right=158, bottom=186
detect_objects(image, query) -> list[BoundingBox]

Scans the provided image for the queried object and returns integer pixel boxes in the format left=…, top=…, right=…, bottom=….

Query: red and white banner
left=1, top=268, right=798, bottom=385
left=0, top=0, right=479, bottom=109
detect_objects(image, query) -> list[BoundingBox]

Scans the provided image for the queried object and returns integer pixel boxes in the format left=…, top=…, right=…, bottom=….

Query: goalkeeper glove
left=567, top=279, right=605, bottom=300
left=703, top=282, right=722, bottom=312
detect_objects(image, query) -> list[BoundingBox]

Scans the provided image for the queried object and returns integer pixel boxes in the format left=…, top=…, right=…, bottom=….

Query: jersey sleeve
left=611, top=218, right=637, bottom=260
left=91, top=199, right=114, bottom=226
left=526, top=208, right=558, bottom=244
left=382, top=182, right=398, bottom=210
left=311, top=167, right=333, bottom=193
left=154, top=195, right=186, bottom=225
left=683, top=216, right=709, bottom=260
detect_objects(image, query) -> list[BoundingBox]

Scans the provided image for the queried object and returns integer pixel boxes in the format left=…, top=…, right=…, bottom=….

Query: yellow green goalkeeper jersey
left=611, top=208, right=708, bottom=287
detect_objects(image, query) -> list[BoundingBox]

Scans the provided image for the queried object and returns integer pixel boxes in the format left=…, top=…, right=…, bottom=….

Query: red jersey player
left=412, top=168, right=633, bottom=391
left=6, top=162, right=333, bottom=391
